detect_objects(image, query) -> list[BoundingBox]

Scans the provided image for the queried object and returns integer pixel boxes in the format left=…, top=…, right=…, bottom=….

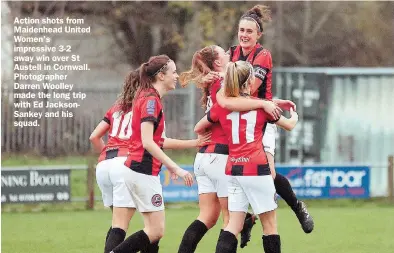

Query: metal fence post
left=388, top=155, right=394, bottom=203
left=86, top=159, right=95, bottom=210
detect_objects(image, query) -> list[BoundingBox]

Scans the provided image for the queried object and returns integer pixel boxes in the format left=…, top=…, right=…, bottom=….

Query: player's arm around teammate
left=196, top=61, right=297, bottom=253
left=162, top=133, right=211, bottom=150
left=176, top=45, right=235, bottom=253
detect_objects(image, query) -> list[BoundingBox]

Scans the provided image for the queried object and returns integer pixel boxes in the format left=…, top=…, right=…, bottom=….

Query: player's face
left=238, top=19, right=261, bottom=50
left=162, top=61, right=178, bottom=91
left=214, top=46, right=230, bottom=71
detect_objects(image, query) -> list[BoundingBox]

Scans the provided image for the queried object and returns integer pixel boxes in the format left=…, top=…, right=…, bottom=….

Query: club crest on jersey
left=151, top=194, right=163, bottom=207
left=146, top=100, right=156, bottom=115
left=254, top=66, right=268, bottom=81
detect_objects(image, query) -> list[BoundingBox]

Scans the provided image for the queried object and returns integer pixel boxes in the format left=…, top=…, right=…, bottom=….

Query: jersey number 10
left=226, top=111, right=257, bottom=144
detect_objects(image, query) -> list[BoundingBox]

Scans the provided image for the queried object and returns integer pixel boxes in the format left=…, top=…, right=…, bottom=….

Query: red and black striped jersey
left=124, top=88, right=165, bottom=176
left=199, top=78, right=229, bottom=155
left=98, top=104, right=131, bottom=163
left=207, top=98, right=278, bottom=176
left=229, top=43, right=273, bottom=100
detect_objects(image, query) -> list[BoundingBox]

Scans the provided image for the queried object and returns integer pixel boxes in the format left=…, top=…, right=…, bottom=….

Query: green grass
left=1, top=151, right=196, bottom=167
left=1, top=154, right=96, bottom=167
left=2, top=154, right=394, bottom=252
left=2, top=207, right=394, bottom=253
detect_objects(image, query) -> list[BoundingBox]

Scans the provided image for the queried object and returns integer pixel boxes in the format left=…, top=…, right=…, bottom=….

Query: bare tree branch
left=309, top=2, right=340, bottom=38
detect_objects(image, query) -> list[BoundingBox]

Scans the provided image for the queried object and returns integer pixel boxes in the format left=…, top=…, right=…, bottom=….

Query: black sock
left=178, top=220, right=209, bottom=253
left=111, top=230, right=150, bottom=253
left=141, top=240, right=160, bottom=253
left=262, top=234, right=281, bottom=253
left=104, top=228, right=126, bottom=253
left=105, top=226, right=112, bottom=242
left=219, top=229, right=224, bottom=235
left=215, top=231, right=238, bottom=253
left=274, top=173, right=298, bottom=210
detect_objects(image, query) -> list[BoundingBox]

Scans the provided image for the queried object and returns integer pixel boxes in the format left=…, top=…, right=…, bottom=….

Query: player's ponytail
left=117, top=67, right=140, bottom=113
left=139, top=55, right=172, bottom=91
left=224, top=61, right=253, bottom=97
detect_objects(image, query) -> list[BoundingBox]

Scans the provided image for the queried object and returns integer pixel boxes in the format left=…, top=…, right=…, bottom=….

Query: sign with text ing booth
left=1, top=168, right=71, bottom=203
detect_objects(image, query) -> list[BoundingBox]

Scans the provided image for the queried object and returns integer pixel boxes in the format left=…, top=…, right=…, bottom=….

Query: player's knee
left=260, top=215, right=277, bottom=235
left=206, top=218, right=218, bottom=229
left=112, top=219, right=130, bottom=232
left=145, top=228, right=164, bottom=242
left=226, top=220, right=244, bottom=235
left=197, top=213, right=218, bottom=229
left=155, top=222, right=165, bottom=239
left=156, top=227, right=165, bottom=240
left=236, top=222, right=245, bottom=234
left=221, top=212, right=230, bottom=228
left=145, top=223, right=165, bottom=242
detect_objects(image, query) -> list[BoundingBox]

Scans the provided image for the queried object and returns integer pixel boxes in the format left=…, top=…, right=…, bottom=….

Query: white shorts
left=228, top=175, right=277, bottom=215
left=263, top=123, right=277, bottom=156
left=194, top=153, right=229, bottom=198
left=96, top=157, right=164, bottom=212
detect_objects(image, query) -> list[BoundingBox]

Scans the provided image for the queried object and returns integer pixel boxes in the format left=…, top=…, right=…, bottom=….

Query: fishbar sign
left=1, top=168, right=71, bottom=203
left=275, top=165, right=370, bottom=199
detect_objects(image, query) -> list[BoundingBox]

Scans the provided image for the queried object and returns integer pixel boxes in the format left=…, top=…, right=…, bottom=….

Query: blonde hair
left=224, top=61, right=254, bottom=97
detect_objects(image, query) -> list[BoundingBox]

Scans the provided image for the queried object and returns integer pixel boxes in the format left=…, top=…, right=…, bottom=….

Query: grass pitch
left=2, top=206, right=394, bottom=253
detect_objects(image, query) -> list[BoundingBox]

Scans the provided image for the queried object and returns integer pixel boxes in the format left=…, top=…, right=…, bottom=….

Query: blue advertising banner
left=159, top=166, right=198, bottom=202
left=159, top=165, right=370, bottom=202
left=275, top=165, right=370, bottom=199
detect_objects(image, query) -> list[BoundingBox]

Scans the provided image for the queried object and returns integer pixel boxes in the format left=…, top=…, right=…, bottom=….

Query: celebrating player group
left=90, top=4, right=314, bottom=253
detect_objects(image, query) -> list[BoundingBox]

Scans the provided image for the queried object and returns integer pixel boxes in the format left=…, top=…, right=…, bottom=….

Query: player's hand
left=196, top=131, right=211, bottom=147
left=289, top=107, right=299, bottom=121
left=176, top=168, right=194, bottom=187
left=262, top=100, right=282, bottom=120
left=200, top=71, right=221, bottom=86
left=274, top=99, right=296, bottom=111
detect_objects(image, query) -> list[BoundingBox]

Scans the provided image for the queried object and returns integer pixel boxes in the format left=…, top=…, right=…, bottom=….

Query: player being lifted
left=202, top=5, right=314, bottom=246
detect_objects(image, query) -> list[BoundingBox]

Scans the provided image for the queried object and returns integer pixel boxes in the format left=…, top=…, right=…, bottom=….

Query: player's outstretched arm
left=163, top=132, right=211, bottom=149
left=275, top=108, right=299, bottom=131
left=141, top=122, right=194, bottom=186
left=89, top=120, right=110, bottom=153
